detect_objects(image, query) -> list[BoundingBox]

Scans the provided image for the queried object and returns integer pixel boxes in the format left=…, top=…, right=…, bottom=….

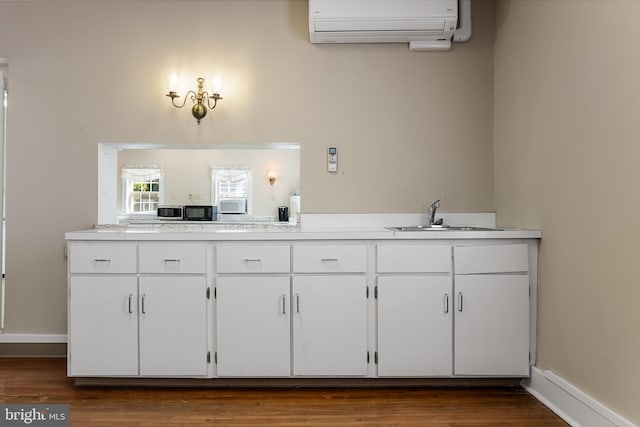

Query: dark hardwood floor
left=0, top=358, right=567, bottom=426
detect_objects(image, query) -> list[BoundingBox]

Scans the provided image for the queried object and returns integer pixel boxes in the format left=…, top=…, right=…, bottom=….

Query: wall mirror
left=98, top=143, right=300, bottom=224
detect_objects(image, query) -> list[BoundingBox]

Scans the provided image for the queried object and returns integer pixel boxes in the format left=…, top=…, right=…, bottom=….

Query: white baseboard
left=522, top=366, right=636, bottom=427
left=0, top=333, right=67, bottom=343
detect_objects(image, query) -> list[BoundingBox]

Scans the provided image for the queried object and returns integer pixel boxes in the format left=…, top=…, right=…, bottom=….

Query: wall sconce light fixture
left=166, top=77, right=222, bottom=125
left=268, top=170, right=277, bottom=186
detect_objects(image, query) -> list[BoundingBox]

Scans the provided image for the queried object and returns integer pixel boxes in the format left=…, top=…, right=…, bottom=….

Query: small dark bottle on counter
left=278, top=206, right=289, bottom=222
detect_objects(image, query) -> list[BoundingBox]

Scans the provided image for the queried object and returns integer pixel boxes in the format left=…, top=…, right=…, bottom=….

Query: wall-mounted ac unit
left=309, top=0, right=471, bottom=51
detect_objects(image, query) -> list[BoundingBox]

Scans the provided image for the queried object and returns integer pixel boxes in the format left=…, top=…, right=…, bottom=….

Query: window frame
left=120, top=167, right=164, bottom=218
left=211, top=167, right=252, bottom=215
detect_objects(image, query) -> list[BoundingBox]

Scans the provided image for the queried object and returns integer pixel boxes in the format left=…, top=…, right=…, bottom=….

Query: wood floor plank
left=0, top=358, right=567, bottom=426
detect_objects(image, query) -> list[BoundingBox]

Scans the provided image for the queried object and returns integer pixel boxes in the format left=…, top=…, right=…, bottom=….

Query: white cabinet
left=217, top=245, right=290, bottom=274
left=68, top=243, right=209, bottom=377
left=68, top=276, right=138, bottom=376
left=293, top=244, right=367, bottom=273
left=67, top=237, right=537, bottom=381
left=453, top=243, right=530, bottom=376
left=138, top=276, right=208, bottom=376
left=215, top=244, right=291, bottom=376
left=216, top=276, right=291, bottom=377
left=453, top=274, right=530, bottom=376
left=377, top=276, right=452, bottom=376
left=376, top=244, right=452, bottom=377
left=292, top=275, right=368, bottom=376
left=377, top=244, right=451, bottom=274
left=377, top=242, right=531, bottom=378
left=139, top=244, right=207, bottom=274
left=215, top=243, right=369, bottom=377
left=68, top=244, right=137, bottom=274
left=292, top=243, right=369, bottom=377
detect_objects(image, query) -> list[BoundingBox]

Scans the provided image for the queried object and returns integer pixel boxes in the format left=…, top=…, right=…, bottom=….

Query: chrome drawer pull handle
left=93, top=259, right=111, bottom=262
left=244, top=258, right=262, bottom=262
left=164, top=259, right=181, bottom=262
left=321, top=258, right=338, bottom=262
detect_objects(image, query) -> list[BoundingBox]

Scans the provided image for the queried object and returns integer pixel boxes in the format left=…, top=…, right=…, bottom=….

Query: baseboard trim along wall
left=522, top=366, right=636, bottom=427
left=0, top=334, right=67, bottom=343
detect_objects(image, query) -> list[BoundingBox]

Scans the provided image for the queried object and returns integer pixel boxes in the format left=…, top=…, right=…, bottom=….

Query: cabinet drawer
left=69, top=244, right=137, bottom=274
left=454, top=243, right=529, bottom=274
left=377, top=244, right=451, bottom=273
left=139, top=244, right=206, bottom=274
left=293, top=244, right=367, bottom=273
left=217, top=245, right=290, bottom=273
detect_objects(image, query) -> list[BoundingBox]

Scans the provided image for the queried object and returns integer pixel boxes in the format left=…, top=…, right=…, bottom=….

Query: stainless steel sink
left=387, top=225, right=503, bottom=232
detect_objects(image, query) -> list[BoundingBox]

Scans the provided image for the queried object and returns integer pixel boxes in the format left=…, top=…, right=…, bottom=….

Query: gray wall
left=494, top=0, right=640, bottom=423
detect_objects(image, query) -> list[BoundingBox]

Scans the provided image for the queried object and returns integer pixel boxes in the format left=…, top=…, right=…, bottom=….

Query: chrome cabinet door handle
left=295, top=293, right=300, bottom=313
left=457, top=292, right=463, bottom=312
left=128, top=294, right=134, bottom=314
left=141, top=294, right=147, bottom=314
left=281, top=294, right=287, bottom=315
left=443, top=293, right=449, bottom=314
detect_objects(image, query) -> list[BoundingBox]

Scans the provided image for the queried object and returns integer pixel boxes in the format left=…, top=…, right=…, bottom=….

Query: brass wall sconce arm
left=166, top=77, right=222, bottom=125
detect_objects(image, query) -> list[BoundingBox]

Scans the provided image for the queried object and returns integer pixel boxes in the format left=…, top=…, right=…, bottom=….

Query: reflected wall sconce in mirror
left=268, top=170, right=277, bottom=186
left=166, top=77, right=222, bottom=125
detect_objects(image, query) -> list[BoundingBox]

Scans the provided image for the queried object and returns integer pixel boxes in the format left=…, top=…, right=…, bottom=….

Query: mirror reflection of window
left=102, top=143, right=300, bottom=224
left=211, top=167, right=251, bottom=215
left=121, top=166, right=164, bottom=215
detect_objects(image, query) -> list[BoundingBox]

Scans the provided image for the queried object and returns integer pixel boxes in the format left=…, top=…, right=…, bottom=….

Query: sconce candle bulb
left=268, top=170, right=277, bottom=186
left=168, top=74, right=178, bottom=92
left=165, top=77, right=223, bottom=125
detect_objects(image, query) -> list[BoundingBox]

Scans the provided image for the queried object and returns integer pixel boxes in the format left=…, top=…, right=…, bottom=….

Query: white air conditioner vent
left=309, top=0, right=471, bottom=51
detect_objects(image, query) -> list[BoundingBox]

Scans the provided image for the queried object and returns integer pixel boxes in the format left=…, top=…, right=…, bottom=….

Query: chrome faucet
left=426, top=199, right=443, bottom=226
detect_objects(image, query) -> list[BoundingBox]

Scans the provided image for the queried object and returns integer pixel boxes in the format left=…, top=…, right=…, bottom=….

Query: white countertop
left=65, top=213, right=541, bottom=241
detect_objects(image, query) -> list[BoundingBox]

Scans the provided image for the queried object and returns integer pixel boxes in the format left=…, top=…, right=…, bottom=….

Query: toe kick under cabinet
left=67, top=237, right=537, bottom=380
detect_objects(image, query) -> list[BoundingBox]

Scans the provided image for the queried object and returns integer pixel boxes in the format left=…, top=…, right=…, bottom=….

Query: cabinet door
left=377, top=276, right=452, bottom=376
left=293, top=275, right=368, bottom=376
left=454, top=274, right=530, bottom=376
left=216, top=276, right=291, bottom=377
left=69, top=276, right=138, bottom=376
left=138, top=276, right=208, bottom=376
